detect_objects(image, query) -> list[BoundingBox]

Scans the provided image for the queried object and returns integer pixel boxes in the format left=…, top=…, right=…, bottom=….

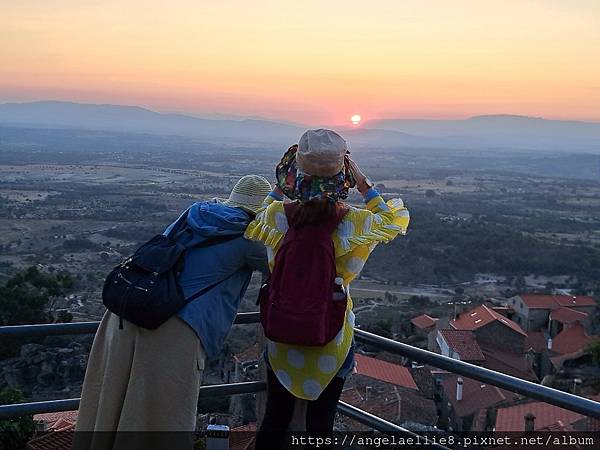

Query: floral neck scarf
left=276, top=145, right=356, bottom=202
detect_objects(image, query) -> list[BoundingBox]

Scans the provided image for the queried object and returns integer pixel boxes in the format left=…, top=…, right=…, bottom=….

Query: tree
left=370, top=319, right=393, bottom=339
left=0, top=267, right=74, bottom=358
left=0, top=388, right=35, bottom=450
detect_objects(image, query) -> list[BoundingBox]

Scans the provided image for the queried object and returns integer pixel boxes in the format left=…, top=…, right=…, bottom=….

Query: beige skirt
left=73, top=311, right=205, bottom=449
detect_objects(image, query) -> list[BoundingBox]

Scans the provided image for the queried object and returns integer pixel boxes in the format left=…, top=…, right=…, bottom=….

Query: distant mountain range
left=1, top=101, right=599, bottom=152
left=364, top=116, right=600, bottom=152
left=0, top=101, right=303, bottom=144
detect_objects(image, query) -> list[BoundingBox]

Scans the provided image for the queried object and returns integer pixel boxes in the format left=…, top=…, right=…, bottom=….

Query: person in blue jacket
left=75, top=175, right=272, bottom=447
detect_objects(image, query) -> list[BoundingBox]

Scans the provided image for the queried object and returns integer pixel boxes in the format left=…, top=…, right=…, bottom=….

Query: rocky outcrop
left=0, top=342, right=89, bottom=400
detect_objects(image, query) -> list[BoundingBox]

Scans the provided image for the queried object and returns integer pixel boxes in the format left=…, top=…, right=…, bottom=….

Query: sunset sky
left=2, top=0, right=599, bottom=125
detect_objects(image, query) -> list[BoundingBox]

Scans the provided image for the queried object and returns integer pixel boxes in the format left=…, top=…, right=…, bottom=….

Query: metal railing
left=1, top=311, right=600, bottom=429
left=354, top=328, right=600, bottom=418
left=0, top=379, right=449, bottom=448
left=0, top=382, right=266, bottom=419
left=0, top=311, right=260, bottom=339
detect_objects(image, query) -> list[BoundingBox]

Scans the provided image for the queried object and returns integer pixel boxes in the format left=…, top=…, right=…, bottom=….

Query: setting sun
left=351, top=115, right=361, bottom=125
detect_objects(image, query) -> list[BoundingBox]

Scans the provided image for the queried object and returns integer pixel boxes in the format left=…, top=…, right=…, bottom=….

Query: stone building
left=508, top=294, right=596, bottom=332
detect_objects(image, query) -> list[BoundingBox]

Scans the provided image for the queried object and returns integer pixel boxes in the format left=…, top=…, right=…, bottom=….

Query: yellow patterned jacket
left=244, top=189, right=410, bottom=400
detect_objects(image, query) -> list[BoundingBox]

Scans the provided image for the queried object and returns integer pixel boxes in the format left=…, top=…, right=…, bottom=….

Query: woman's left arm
left=348, top=157, right=410, bottom=237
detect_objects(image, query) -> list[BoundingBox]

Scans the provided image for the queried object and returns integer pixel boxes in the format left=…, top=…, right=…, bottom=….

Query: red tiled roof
left=518, top=294, right=560, bottom=309
left=438, top=329, right=485, bottom=361
left=233, top=343, right=261, bottom=364
left=525, top=331, right=548, bottom=353
left=340, top=384, right=438, bottom=428
left=411, top=314, right=438, bottom=330
left=340, top=387, right=365, bottom=404
left=550, top=307, right=588, bottom=324
left=519, top=294, right=596, bottom=310
left=479, top=345, right=538, bottom=381
left=231, top=423, right=257, bottom=432
left=26, top=425, right=75, bottom=450
left=50, top=418, right=74, bottom=431
left=33, top=411, right=78, bottom=428
left=495, top=402, right=584, bottom=431
left=555, top=295, right=596, bottom=307
left=551, top=323, right=599, bottom=355
left=540, top=420, right=574, bottom=432
left=354, top=353, right=418, bottom=390
left=450, top=304, right=526, bottom=337
left=230, top=422, right=257, bottom=450
left=441, top=375, right=513, bottom=417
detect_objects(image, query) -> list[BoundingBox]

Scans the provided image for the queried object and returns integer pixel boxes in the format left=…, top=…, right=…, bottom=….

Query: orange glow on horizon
left=2, top=1, right=600, bottom=124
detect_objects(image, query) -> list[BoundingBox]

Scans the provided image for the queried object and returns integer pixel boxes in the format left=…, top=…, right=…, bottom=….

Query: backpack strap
left=167, top=208, right=192, bottom=240
left=283, top=201, right=300, bottom=227
left=189, top=233, right=241, bottom=249
left=169, top=208, right=243, bottom=249
left=182, top=234, right=243, bottom=303
left=184, top=271, right=236, bottom=303
left=329, top=204, right=349, bottom=233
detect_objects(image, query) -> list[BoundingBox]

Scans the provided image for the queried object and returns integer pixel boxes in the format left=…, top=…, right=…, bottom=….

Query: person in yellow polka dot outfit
left=246, top=129, right=410, bottom=449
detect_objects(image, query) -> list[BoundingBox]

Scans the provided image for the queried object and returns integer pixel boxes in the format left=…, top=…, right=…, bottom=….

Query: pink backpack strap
left=283, top=201, right=300, bottom=226
left=326, top=204, right=348, bottom=234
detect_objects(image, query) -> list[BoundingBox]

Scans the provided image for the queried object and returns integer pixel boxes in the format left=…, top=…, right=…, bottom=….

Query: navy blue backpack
left=102, top=209, right=239, bottom=329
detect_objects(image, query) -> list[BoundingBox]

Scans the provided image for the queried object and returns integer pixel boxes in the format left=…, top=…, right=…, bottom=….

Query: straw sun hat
left=220, top=175, right=272, bottom=214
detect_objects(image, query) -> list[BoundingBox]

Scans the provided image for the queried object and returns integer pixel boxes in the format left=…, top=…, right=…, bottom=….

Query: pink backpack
left=259, top=202, right=348, bottom=346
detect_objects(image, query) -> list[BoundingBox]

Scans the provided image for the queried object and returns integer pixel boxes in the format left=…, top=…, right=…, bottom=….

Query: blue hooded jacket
left=164, top=201, right=269, bottom=359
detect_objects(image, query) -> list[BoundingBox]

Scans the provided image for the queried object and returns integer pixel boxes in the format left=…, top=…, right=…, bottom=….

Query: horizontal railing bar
left=337, top=401, right=450, bottom=450
left=0, top=398, right=81, bottom=419
left=0, top=381, right=266, bottom=420
left=2, top=313, right=599, bottom=420
left=198, top=380, right=265, bottom=398
left=0, top=382, right=442, bottom=446
left=0, top=312, right=261, bottom=338
left=0, top=321, right=100, bottom=338
left=354, top=328, right=600, bottom=419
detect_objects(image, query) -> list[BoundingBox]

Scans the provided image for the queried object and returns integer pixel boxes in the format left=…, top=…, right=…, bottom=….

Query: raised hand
left=346, top=156, right=370, bottom=194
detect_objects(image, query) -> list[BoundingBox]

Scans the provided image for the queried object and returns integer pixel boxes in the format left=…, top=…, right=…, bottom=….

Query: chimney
left=524, top=413, right=536, bottom=432
left=573, top=378, right=582, bottom=395
left=365, top=385, right=372, bottom=401
left=206, top=424, right=230, bottom=450
left=547, top=338, right=552, bottom=351
left=35, top=420, right=48, bottom=432
left=456, top=377, right=463, bottom=401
